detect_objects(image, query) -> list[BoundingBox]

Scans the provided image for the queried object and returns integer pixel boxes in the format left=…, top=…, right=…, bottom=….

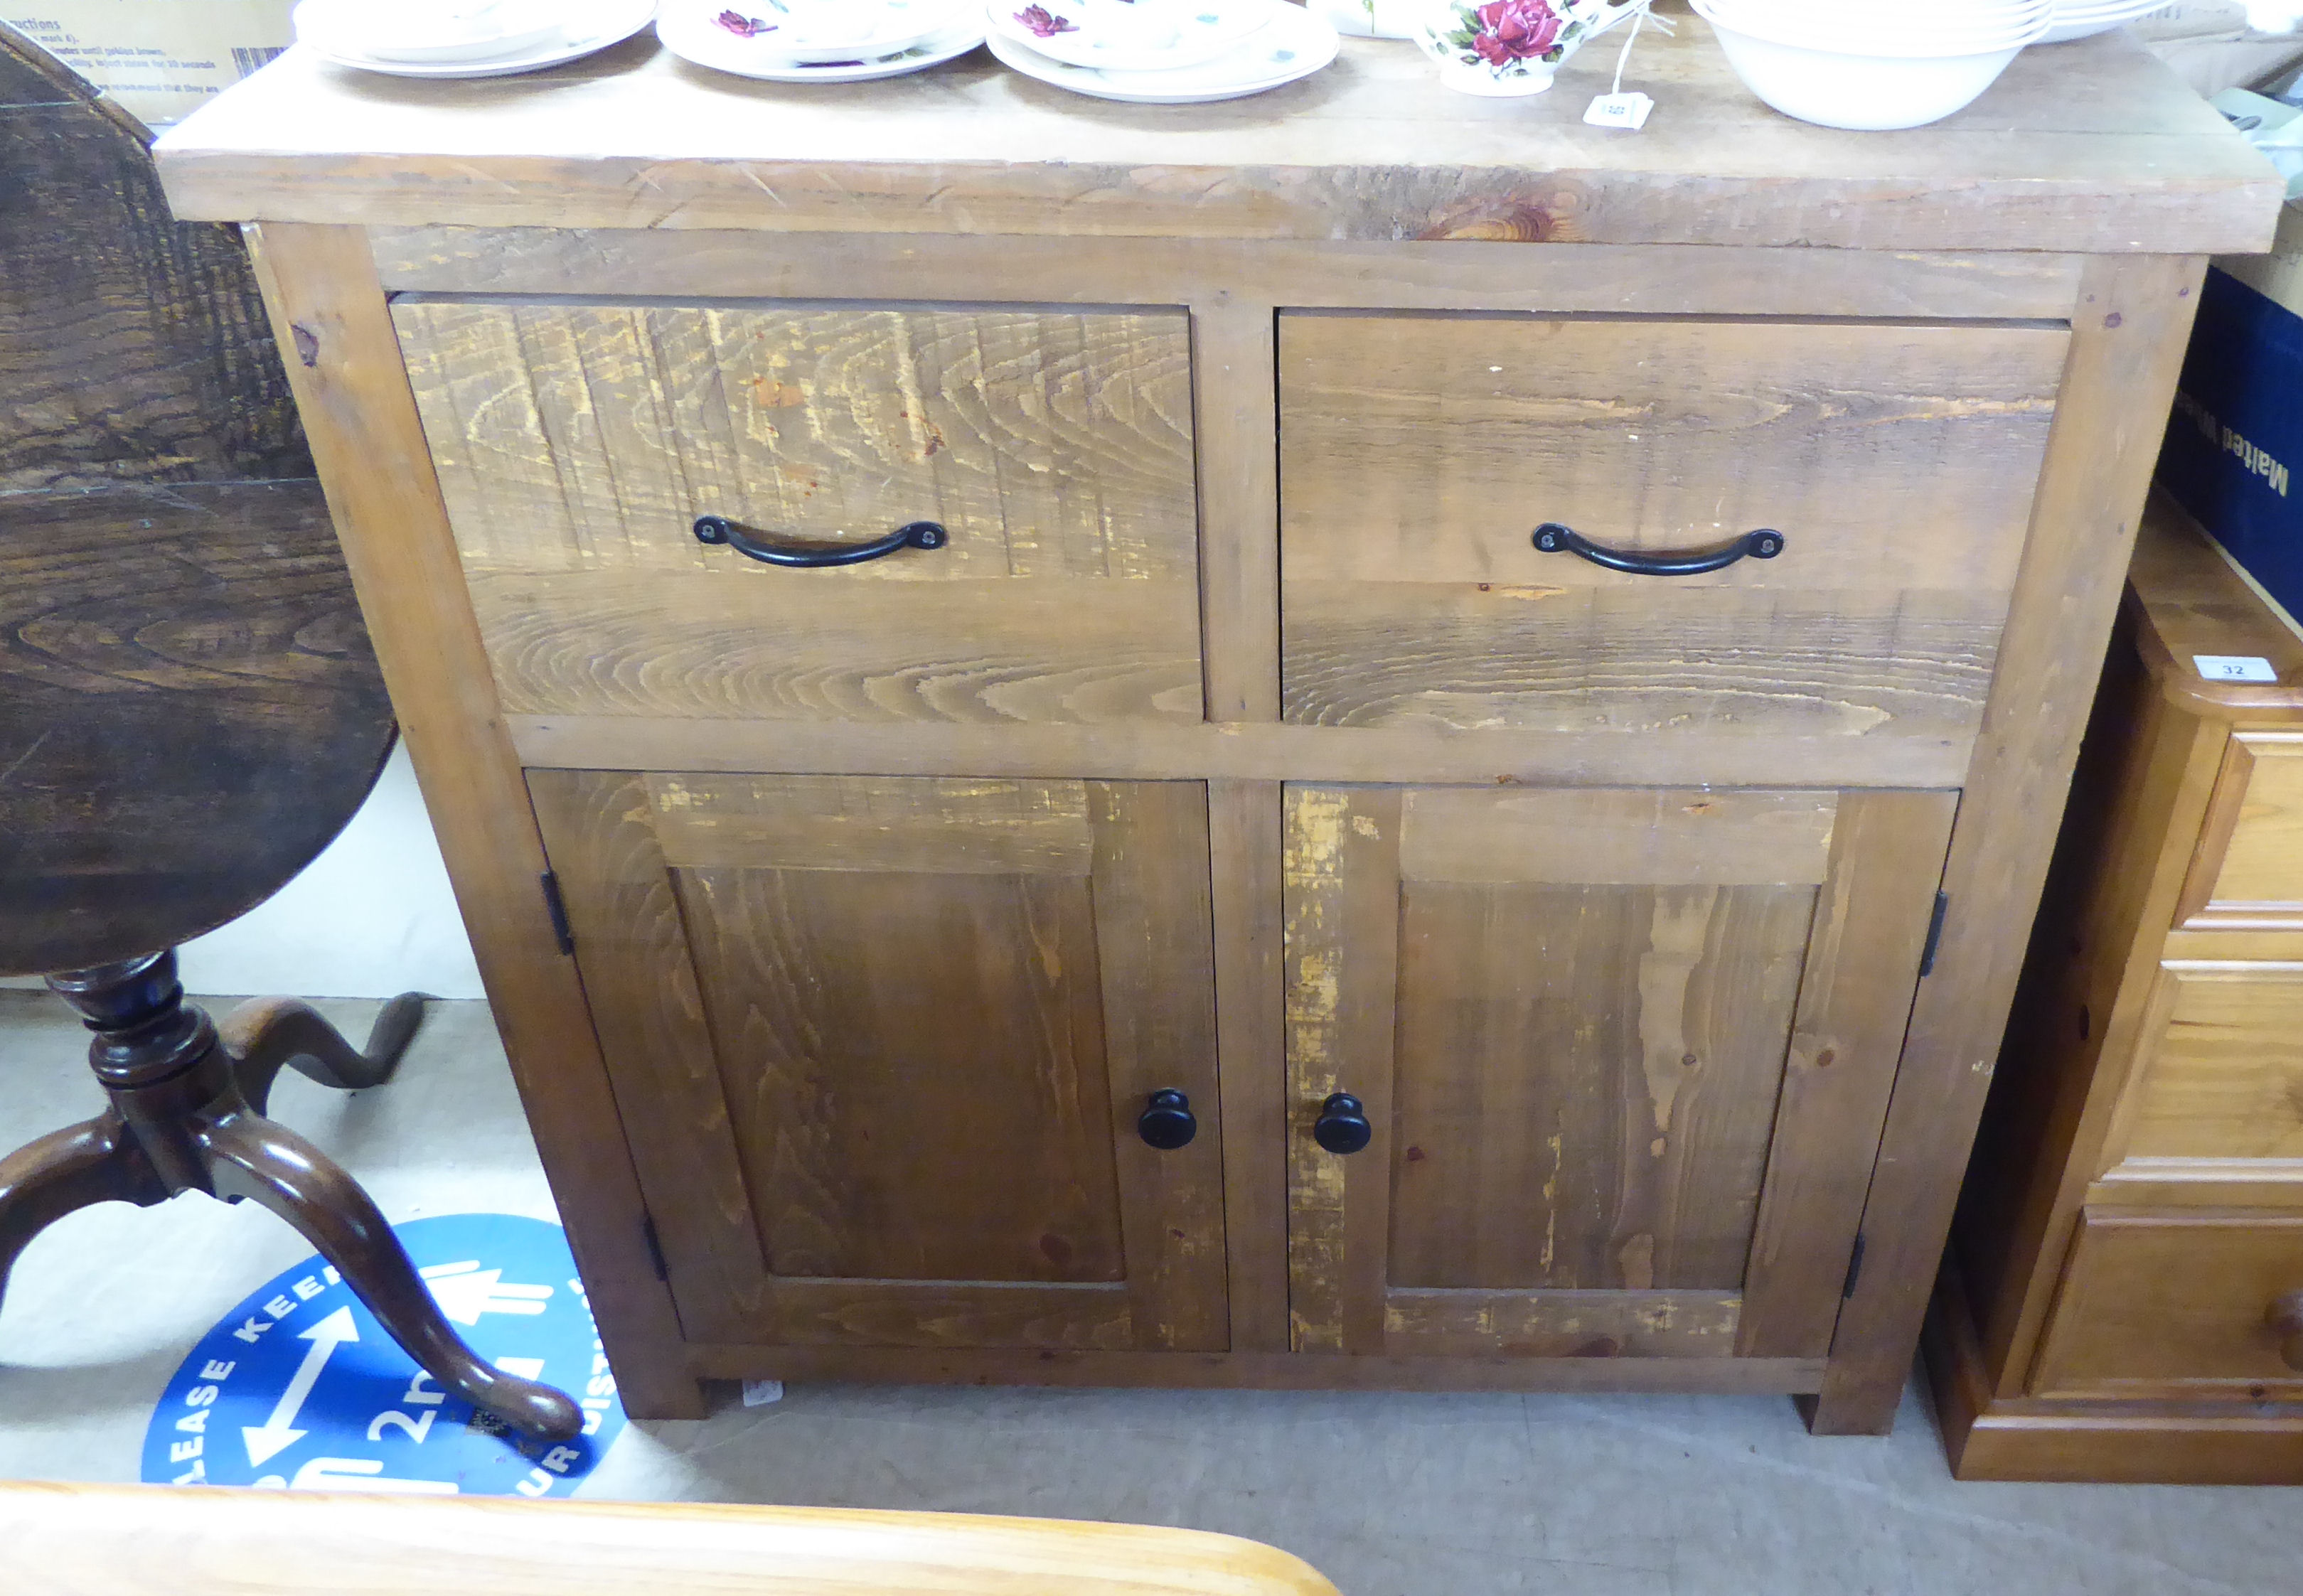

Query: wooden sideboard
left=1932, top=499, right=2303, bottom=1482
left=153, top=21, right=2278, bottom=1432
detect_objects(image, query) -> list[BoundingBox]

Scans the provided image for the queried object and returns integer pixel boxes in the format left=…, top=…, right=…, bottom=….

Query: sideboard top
left=156, top=18, right=2280, bottom=254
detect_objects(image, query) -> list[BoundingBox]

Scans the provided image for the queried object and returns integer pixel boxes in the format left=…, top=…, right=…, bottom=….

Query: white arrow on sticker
left=419, top=1260, right=553, bottom=1327
left=242, top=1305, right=358, bottom=1467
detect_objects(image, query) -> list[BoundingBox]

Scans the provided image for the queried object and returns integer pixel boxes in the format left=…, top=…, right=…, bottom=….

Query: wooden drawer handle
left=2267, top=1291, right=2303, bottom=1371
left=693, top=514, right=949, bottom=568
left=1532, top=522, right=1784, bottom=576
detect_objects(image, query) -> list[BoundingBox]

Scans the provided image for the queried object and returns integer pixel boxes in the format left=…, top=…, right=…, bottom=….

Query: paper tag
left=1584, top=92, right=1653, bottom=130
left=741, top=1378, right=786, bottom=1408
left=2195, top=654, right=2280, bottom=682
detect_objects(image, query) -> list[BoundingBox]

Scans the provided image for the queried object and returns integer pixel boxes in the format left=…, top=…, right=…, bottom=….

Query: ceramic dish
left=695, top=0, right=976, bottom=64
left=988, top=0, right=1277, bottom=73
left=986, top=2, right=1335, bottom=102
left=295, top=0, right=659, bottom=77
left=303, top=0, right=561, bottom=62
left=659, top=6, right=987, bottom=79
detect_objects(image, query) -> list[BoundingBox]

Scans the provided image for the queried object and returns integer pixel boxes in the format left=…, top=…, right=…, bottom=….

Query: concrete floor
left=2, top=989, right=2299, bottom=1595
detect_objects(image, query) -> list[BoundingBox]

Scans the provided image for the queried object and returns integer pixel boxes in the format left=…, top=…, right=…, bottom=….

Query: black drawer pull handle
left=694, top=514, right=948, bottom=568
left=1532, top=522, right=1783, bottom=576
left=1313, top=1093, right=1372, bottom=1156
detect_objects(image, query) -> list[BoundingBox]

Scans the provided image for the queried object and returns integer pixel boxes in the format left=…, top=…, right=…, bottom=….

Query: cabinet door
left=1283, top=785, right=1954, bottom=1361
left=530, top=771, right=1227, bottom=1353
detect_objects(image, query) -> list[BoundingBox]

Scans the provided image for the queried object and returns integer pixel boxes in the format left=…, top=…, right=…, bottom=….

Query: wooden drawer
left=2033, top=1212, right=2303, bottom=1396
left=2178, top=734, right=2303, bottom=929
left=393, top=299, right=1202, bottom=727
left=1277, top=313, right=2068, bottom=746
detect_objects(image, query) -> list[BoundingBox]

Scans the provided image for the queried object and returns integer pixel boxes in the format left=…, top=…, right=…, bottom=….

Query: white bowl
left=1698, top=0, right=2048, bottom=55
left=1702, top=11, right=2030, bottom=129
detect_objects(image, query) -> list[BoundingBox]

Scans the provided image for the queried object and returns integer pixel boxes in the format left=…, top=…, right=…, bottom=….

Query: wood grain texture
left=0, top=28, right=305, bottom=493
left=507, top=714, right=1975, bottom=791
left=0, top=484, right=392, bottom=971
left=153, top=31, right=2280, bottom=255
left=1810, top=255, right=2213, bottom=1436
left=392, top=298, right=1201, bottom=727
left=2128, top=495, right=2303, bottom=723
left=2179, top=736, right=2303, bottom=927
left=240, top=223, right=705, bottom=1420
left=368, top=230, right=2093, bottom=323
left=2108, top=964, right=2303, bottom=1168
left=685, top=1343, right=1827, bottom=1394
left=1382, top=1290, right=1741, bottom=1359
left=0, top=1482, right=1345, bottom=1596
left=1192, top=298, right=1279, bottom=722
left=1209, top=778, right=1289, bottom=1352
left=1279, top=314, right=2063, bottom=743
left=1736, top=791, right=1958, bottom=1360
left=2029, top=1214, right=2303, bottom=1397
left=535, top=771, right=1226, bottom=1351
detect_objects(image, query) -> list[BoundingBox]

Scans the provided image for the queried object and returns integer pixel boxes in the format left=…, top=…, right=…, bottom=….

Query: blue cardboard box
left=2161, top=240, right=2303, bottom=626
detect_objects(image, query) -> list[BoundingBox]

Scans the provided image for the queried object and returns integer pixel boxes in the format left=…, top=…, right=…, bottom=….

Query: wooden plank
left=506, top=715, right=1977, bottom=791
left=464, top=572, right=1204, bottom=726
left=744, top=1280, right=1135, bottom=1350
left=643, top=774, right=1097, bottom=877
left=1192, top=296, right=1279, bottom=722
left=1807, top=255, right=2213, bottom=1437
left=1382, top=1290, right=1741, bottom=1359
left=154, top=34, right=2282, bottom=255
left=1384, top=876, right=1815, bottom=1295
left=1737, top=791, right=1959, bottom=1359
left=1209, top=778, right=1290, bottom=1353
left=1281, top=786, right=1401, bottom=1354
left=239, top=221, right=705, bottom=1419
left=1089, top=781, right=1229, bottom=1351
left=2183, top=735, right=2303, bottom=925
left=0, top=1482, right=1347, bottom=1596
left=2110, top=964, right=2303, bottom=1165
left=368, top=228, right=2093, bottom=321
left=1399, top=788, right=1837, bottom=887
left=686, top=1344, right=1829, bottom=1394
left=527, top=770, right=769, bottom=1342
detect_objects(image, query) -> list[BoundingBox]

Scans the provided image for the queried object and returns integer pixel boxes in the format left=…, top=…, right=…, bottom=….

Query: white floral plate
left=658, top=6, right=986, bottom=79
left=988, top=2, right=1335, bottom=102
left=675, top=0, right=976, bottom=64
left=988, top=0, right=1278, bottom=73
left=294, top=0, right=658, bottom=77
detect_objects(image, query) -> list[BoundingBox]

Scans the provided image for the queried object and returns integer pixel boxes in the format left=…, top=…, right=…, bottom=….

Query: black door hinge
left=540, top=870, right=575, bottom=955
left=1842, top=1233, right=1867, bottom=1300
left=1918, top=891, right=1950, bottom=978
left=640, top=1214, right=669, bottom=1282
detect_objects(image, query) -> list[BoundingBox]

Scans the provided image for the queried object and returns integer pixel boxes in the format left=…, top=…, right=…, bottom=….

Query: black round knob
left=1313, top=1092, right=1372, bottom=1155
left=1137, top=1089, right=1197, bottom=1150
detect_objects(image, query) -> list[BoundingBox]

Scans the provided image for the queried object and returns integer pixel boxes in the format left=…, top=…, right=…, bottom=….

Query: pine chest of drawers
left=156, top=21, right=2277, bottom=1435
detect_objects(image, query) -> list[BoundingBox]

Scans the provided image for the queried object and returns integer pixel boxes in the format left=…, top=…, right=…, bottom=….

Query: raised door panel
left=2097, top=963, right=2303, bottom=1198
left=395, top=301, right=1201, bottom=726
left=1283, top=784, right=1954, bottom=1361
left=1277, top=313, right=2067, bottom=751
left=530, top=770, right=1226, bottom=1351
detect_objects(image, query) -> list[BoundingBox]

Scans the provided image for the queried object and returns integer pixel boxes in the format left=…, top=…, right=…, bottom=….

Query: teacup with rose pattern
left=1414, top=0, right=1650, bottom=96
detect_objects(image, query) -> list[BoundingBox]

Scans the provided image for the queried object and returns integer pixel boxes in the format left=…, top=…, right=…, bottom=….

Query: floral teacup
left=1414, top=0, right=1647, bottom=97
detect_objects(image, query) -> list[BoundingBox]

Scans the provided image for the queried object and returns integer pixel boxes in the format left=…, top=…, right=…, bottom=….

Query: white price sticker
left=1583, top=92, right=1653, bottom=130
left=2195, top=654, right=2279, bottom=683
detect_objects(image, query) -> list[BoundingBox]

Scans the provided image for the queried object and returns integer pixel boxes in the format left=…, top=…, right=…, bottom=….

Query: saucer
left=294, top=0, right=658, bottom=77
left=693, top=0, right=976, bottom=65
left=987, top=0, right=1276, bottom=73
left=658, top=8, right=986, bottom=80
left=987, top=2, right=1334, bottom=102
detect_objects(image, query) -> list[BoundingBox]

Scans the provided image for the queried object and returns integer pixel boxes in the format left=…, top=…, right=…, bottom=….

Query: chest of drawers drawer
left=1277, top=313, right=2068, bottom=746
left=392, top=299, right=1204, bottom=727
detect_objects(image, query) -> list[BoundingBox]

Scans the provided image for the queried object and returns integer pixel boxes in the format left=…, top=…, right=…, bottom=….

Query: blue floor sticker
left=141, top=1213, right=626, bottom=1497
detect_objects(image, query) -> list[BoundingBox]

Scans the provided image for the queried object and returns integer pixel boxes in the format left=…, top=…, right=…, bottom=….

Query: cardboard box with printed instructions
left=4, top=1, right=293, bottom=127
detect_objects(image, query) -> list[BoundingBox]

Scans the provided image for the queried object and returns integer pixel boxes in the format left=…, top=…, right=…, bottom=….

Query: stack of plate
left=1691, top=0, right=2053, bottom=129
left=2037, top=0, right=2167, bottom=44
left=293, top=0, right=661, bottom=78
left=984, top=0, right=1338, bottom=105
left=656, top=0, right=987, bottom=82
